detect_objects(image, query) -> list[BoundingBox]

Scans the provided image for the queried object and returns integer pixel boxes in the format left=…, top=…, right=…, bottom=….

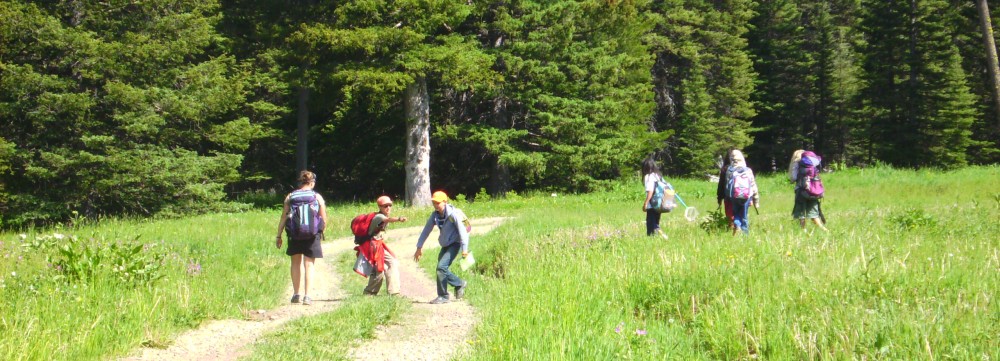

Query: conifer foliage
left=0, top=1, right=267, bottom=227
left=859, top=0, right=978, bottom=168
left=1, top=0, right=998, bottom=227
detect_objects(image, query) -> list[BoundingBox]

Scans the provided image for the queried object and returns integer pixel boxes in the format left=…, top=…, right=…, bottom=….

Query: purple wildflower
left=615, top=322, right=623, bottom=334
left=635, top=329, right=647, bottom=336
left=187, top=261, right=202, bottom=276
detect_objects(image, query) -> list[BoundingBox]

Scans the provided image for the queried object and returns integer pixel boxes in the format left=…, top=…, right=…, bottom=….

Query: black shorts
left=286, top=233, right=324, bottom=258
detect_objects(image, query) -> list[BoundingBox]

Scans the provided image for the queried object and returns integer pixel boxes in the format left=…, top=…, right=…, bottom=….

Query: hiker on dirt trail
left=641, top=157, right=669, bottom=238
left=725, top=150, right=759, bottom=235
left=361, top=196, right=407, bottom=296
left=414, top=191, right=469, bottom=305
left=716, top=148, right=737, bottom=233
left=790, top=150, right=829, bottom=232
left=275, top=170, right=327, bottom=306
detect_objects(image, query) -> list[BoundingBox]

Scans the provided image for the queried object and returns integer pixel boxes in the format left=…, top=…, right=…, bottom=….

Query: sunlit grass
left=457, top=165, right=999, bottom=359
left=1, top=165, right=997, bottom=359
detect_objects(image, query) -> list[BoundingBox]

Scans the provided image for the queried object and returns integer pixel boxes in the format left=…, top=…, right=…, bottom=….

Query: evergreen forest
left=2, top=0, right=999, bottom=227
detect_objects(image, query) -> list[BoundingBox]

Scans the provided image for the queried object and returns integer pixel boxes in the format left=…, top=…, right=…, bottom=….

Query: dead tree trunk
left=296, top=86, right=310, bottom=172
left=976, top=0, right=1000, bottom=127
left=405, top=77, right=432, bottom=207
left=487, top=96, right=512, bottom=197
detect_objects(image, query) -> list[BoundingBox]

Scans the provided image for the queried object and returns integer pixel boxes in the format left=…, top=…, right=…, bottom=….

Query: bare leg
left=302, top=256, right=315, bottom=297
left=290, top=254, right=303, bottom=295
left=812, top=218, right=828, bottom=231
left=799, top=219, right=807, bottom=229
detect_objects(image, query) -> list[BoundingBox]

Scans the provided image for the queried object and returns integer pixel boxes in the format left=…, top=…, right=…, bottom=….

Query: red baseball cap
left=376, top=196, right=393, bottom=207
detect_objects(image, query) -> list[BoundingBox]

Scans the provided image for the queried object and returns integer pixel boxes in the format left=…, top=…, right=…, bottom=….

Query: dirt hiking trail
left=121, top=217, right=506, bottom=361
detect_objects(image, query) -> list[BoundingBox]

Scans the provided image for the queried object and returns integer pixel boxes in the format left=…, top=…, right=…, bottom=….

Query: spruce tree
left=462, top=0, right=660, bottom=191
left=860, top=0, right=977, bottom=168
left=746, top=0, right=863, bottom=169
left=648, top=0, right=756, bottom=176
left=0, top=1, right=263, bottom=226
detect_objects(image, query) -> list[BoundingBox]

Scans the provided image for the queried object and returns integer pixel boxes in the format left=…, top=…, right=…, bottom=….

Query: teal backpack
left=649, top=177, right=677, bottom=213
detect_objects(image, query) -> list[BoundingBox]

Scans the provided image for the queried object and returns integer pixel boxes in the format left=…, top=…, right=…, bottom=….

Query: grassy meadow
left=1, top=165, right=997, bottom=360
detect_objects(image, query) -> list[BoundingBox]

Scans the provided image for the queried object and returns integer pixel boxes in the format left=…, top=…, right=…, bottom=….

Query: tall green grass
left=2, top=166, right=997, bottom=359
left=0, top=196, right=436, bottom=360
left=0, top=211, right=289, bottom=360
left=453, top=165, right=999, bottom=359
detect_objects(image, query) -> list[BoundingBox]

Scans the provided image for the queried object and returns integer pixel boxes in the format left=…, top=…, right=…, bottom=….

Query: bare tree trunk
left=487, top=96, right=511, bottom=197
left=296, top=86, right=310, bottom=172
left=977, top=0, right=1000, bottom=127
left=405, top=77, right=432, bottom=207
left=69, top=0, right=82, bottom=26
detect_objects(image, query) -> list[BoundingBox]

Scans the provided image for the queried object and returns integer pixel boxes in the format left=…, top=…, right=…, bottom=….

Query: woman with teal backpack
left=641, top=157, right=669, bottom=239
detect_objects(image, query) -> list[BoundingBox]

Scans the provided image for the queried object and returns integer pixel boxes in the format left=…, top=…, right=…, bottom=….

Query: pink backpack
left=799, top=152, right=825, bottom=200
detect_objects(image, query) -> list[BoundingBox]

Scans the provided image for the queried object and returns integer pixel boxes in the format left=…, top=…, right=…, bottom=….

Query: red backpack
left=350, top=212, right=378, bottom=245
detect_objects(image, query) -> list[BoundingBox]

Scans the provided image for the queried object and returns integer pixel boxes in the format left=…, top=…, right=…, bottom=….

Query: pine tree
left=950, top=0, right=1000, bottom=164
left=860, top=0, right=977, bottom=168
left=0, top=1, right=263, bottom=226
left=458, top=0, right=659, bottom=191
left=648, top=0, right=756, bottom=176
left=745, top=0, right=863, bottom=169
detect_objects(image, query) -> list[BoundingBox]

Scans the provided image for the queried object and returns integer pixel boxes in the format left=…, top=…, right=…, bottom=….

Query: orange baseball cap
left=376, top=196, right=393, bottom=207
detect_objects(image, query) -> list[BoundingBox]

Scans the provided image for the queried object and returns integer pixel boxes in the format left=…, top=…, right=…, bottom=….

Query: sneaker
left=429, top=296, right=450, bottom=304
left=302, top=296, right=312, bottom=305
left=455, top=282, right=468, bottom=300
left=290, top=294, right=301, bottom=304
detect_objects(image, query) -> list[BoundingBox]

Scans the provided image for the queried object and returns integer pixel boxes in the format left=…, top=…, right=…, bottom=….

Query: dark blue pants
left=436, top=242, right=465, bottom=297
left=645, top=210, right=661, bottom=236
left=732, top=199, right=751, bottom=233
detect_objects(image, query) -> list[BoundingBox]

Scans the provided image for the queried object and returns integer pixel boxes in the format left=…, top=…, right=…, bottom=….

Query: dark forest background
left=2, top=0, right=999, bottom=227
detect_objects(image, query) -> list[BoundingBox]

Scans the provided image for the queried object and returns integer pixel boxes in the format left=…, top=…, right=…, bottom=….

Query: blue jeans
left=436, top=242, right=465, bottom=298
left=732, top=199, right=751, bottom=233
left=645, top=209, right=661, bottom=236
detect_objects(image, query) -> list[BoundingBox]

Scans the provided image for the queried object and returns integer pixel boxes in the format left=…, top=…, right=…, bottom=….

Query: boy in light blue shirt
left=414, top=191, right=470, bottom=304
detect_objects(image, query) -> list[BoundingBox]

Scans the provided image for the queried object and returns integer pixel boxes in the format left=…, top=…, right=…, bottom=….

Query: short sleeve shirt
left=644, top=173, right=661, bottom=193
left=368, top=213, right=389, bottom=240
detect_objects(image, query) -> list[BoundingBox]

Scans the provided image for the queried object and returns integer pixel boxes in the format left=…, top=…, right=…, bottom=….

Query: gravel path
left=348, top=217, right=506, bottom=361
left=119, top=217, right=506, bottom=361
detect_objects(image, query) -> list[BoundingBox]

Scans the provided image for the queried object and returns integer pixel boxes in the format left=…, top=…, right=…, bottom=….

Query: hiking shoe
left=429, top=296, right=450, bottom=304
left=290, top=294, right=301, bottom=304
left=455, top=282, right=468, bottom=300
left=302, top=296, right=312, bottom=305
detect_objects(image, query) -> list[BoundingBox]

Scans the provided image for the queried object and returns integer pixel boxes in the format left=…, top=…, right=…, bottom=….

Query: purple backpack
left=286, top=190, right=325, bottom=240
left=799, top=152, right=825, bottom=200
left=726, top=166, right=753, bottom=201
